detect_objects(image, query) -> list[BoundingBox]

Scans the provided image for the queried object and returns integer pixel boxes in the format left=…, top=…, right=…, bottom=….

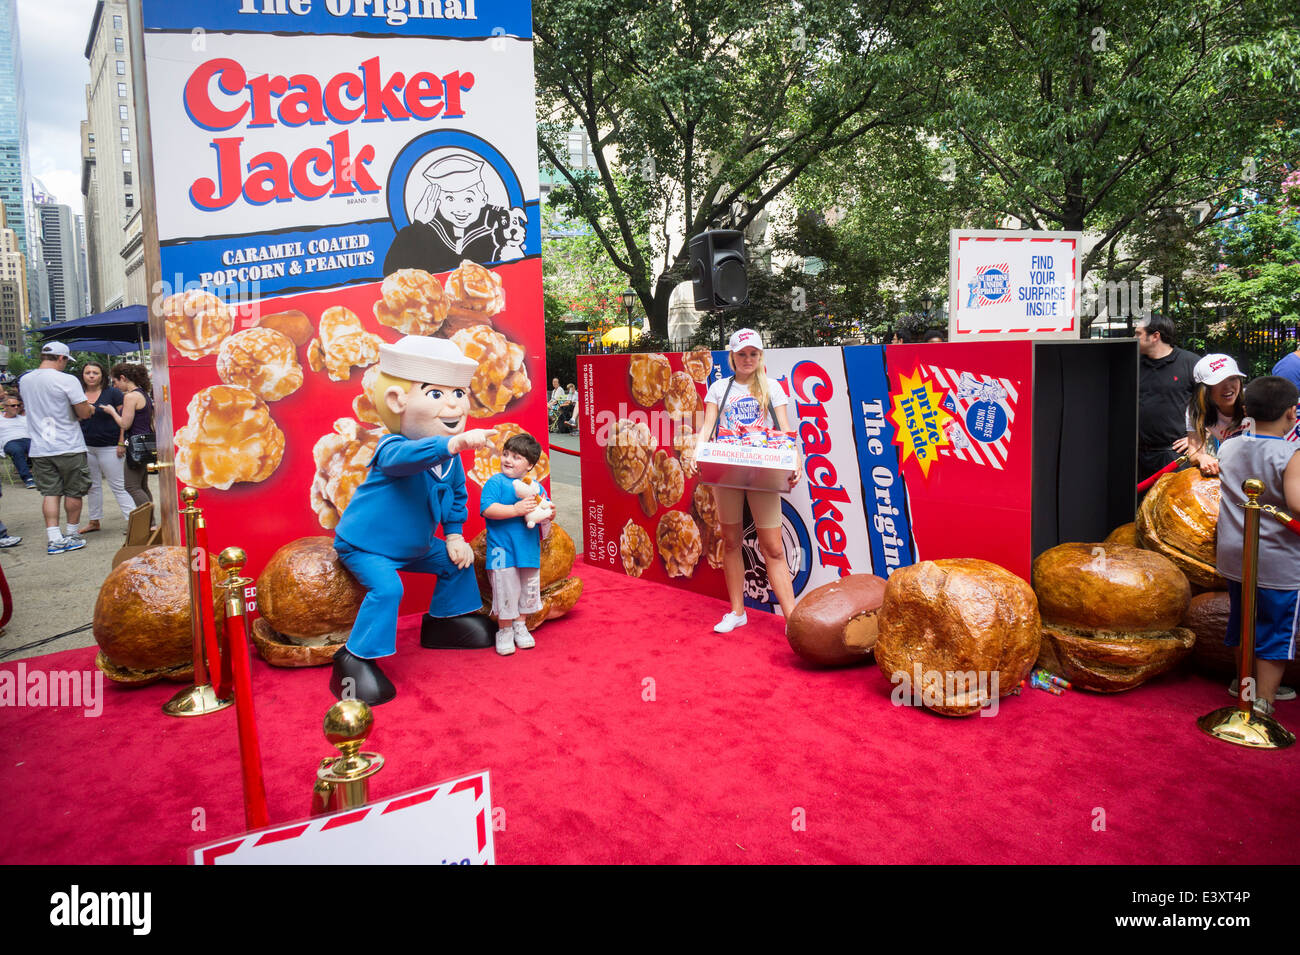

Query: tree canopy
left=534, top=0, right=1300, bottom=343
left=923, top=0, right=1300, bottom=279
left=535, top=0, right=933, bottom=336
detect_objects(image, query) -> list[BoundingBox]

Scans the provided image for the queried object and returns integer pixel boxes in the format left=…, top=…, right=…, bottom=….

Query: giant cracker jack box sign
left=135, top=0, right=545, bottom=612
left=577, top=340, right=1135, bottom=613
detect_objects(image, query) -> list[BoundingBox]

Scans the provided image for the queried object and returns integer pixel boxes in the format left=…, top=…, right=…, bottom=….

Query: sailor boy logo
left=965, top=262, right=1011, bottom=309
left=384, top=131, right=529, bottom=275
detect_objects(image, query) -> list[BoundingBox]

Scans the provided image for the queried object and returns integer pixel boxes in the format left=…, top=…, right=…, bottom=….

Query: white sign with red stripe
left=949, top=229, right=1083, bottom=340
left=190, top=770, right=494, bottom=865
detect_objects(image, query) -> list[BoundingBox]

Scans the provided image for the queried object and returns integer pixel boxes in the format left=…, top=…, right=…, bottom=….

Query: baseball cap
left=1193, top=354, right=1243, bottom=386
left=40, top=342, right=71, bottom=358
left=727, top=328, right=763, bottom=352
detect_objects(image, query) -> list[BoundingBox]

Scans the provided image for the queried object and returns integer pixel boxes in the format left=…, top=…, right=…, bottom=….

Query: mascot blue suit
left=330, top=335, right=496, bottom=706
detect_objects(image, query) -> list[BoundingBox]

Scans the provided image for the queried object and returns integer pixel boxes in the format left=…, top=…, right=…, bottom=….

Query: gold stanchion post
left=162, top=487, right=233, bottom=717
left=1197, top=478, right=1294, bottom=748
left=311, top=700, right=385, bottom=815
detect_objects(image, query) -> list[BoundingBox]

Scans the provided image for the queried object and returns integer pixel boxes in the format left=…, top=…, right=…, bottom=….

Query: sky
left=18, top=0, right=99, bottom=215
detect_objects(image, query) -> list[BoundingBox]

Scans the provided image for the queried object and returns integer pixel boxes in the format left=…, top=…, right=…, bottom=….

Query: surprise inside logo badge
left=890, top=371, right=953, bottom=477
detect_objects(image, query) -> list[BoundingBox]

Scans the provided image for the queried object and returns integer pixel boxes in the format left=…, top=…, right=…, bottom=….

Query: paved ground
left=0, top=432, right=584, bottom=663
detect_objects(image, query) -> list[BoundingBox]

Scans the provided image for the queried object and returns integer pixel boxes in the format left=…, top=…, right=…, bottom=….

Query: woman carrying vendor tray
left=683, top=328, right=802, bottom=632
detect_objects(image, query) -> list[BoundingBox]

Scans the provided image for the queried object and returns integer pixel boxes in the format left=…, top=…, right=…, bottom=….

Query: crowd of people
left=0, top=343, right=154, bottom=552
left=1126, top=315, right=1300, bottom=715
left=1136, top=315, right=1300, bottom=480
left=548, top=378, right=579, bottom=434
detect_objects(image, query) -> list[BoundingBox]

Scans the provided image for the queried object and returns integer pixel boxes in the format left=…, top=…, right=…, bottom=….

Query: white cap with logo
left=1193, top=353, right=1243, bottom=386
left=727, top=328, right=763, bottom=352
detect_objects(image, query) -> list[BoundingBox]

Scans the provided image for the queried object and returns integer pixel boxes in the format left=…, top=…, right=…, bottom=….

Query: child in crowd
left=480, top=431, right=552, bottom=656
left=1176, top=354, right=1246, bottom=476
left=1215, top=376, right=1300, bottom=716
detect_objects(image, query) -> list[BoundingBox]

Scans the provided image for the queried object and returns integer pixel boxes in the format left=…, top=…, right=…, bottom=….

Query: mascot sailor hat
left=378, top=335, right=478, bottom=386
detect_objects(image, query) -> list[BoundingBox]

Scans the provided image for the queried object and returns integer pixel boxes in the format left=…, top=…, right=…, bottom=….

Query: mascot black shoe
left=421, top=612, right=497, bottom=649
left=330, top=647, right=397, bottom=706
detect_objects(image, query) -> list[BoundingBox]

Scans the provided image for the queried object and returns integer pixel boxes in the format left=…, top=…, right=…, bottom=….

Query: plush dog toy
left=513, top=477, right=555, bottom=529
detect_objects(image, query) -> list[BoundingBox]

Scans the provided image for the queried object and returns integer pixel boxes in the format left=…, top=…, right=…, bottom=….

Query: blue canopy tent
left=51, top=339, right=148, bottom=356
left=37, top=305, right=150, bottom=355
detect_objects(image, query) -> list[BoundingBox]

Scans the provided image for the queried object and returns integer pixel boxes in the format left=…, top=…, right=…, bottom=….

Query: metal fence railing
left=1236, top=321, right=1299, bottom=377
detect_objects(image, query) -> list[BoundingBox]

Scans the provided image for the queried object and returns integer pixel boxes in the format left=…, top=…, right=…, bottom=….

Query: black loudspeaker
left=689, top=229, right=748, bottom=310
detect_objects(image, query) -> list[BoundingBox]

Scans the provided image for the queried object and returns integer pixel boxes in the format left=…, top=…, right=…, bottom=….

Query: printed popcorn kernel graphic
left=619, top=520, right=653, bottom=578
left=175, top=385, right=285, bottom=490
left=656, top=511, right=702, bottom=578
left=310, top=418, right=385, bottom=530
left=451, top=325, right=530, bottom=418
left=307, top=306, right=384, bottom=382
left=163, top=290, right=234, bottom=360
left=628, top=353, right=671, bottom=408
left=216, top=327, right=303, bottom=402
left=373, top=268, right=450, bottom=336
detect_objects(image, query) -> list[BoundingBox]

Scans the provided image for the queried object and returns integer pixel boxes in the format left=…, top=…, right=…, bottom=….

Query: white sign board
left=191, top=770, right=494, bottom=865
left=949, top=229, right=1083, bottom=340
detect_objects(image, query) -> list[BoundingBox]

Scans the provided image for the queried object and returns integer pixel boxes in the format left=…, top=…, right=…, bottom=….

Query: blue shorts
left=1225, top=580, right=1299, bottom=661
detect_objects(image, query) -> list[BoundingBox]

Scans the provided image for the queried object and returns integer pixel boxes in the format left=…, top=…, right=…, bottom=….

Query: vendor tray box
left=695, top=440, right=797, bottom=492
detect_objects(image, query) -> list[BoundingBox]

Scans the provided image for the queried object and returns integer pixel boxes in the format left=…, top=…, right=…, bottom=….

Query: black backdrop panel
left=1031, top=340, right=1138, bottom=558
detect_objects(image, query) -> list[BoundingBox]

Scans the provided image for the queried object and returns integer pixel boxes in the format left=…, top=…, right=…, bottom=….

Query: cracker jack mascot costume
left=330, top=335, right=497, bottom=706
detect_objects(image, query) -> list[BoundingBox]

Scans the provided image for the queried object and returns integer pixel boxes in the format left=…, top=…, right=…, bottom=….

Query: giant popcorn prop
left=874, top=558, right=1040, bottom=716
left=1033, top=542, right=1194, bottom=692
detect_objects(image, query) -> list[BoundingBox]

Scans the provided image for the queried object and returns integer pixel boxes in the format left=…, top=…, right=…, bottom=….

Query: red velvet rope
left=1136, top=457, right=1185, bottom=493
left=1264, top=506, right=1300, bottom=536
left=224, top=607, right=269, bottom=831
left=194, top=522, right=231, bottom=700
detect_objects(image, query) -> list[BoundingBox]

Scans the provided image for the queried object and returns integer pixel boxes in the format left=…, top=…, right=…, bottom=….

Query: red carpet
left=2, top=561, right=1297, bottom=864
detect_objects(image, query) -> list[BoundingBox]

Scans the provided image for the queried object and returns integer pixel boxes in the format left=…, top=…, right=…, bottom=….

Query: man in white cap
left=19, top=342, right=93, bottom=555
left=383, top=152, right=508, bottom=274
left=329, top=335, right=496, bottom=705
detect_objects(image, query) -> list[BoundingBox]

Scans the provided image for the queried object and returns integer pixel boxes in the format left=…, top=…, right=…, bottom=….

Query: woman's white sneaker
left=714, top=611, right=748, bottom=633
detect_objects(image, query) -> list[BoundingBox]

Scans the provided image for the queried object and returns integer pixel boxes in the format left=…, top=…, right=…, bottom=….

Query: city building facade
left=81, top=0, right=141, bottom=312
left=0, top=206, right=28, bottom=355
left=36, top=199, right=88, bottom=324
left=0, top=0, right=38, bottom=321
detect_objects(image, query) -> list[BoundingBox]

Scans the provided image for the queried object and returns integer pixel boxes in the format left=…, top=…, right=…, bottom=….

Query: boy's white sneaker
left=495, top=629, right=516, bottom=656
left=1228, top=680, right=1296, bottom=701
left=713, top=611, right=748, bottom=633
left=512, top=621, right=535, bottom=649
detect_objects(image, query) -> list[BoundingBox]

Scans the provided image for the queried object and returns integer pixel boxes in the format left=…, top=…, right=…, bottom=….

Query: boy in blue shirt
left=1216, top=376, right=1300, bottom=717
left=479, top=432, right=552, bottom=655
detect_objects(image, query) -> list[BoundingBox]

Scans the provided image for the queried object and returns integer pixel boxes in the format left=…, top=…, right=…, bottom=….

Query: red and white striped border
left=194, top=770, right=492, bottom=865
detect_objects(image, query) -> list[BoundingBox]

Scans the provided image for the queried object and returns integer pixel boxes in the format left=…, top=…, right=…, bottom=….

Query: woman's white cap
left=378, top=335, right=478, bottom=387
left=728, top=328, right=763, bottom=352
left=1193, top=354, right=1244, bottom=386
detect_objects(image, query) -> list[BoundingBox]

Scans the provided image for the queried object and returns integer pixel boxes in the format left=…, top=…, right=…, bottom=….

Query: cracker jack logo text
left=184, top=57, right=476, bottom=211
